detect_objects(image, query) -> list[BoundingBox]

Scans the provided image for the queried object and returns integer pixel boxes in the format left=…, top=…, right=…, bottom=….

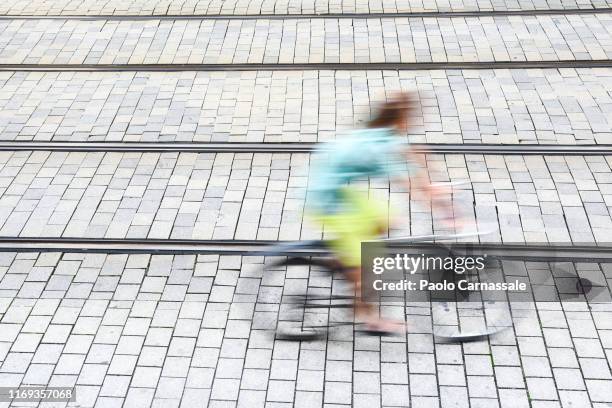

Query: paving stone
left=2, top=0, right=612, bottom=15
left=2, top=152, right=612, bottom=243
left=0, top=70, right=610, bottom=144
left=2, top=16, right=611, bottom=65
left=1, top=252, right=610, bottom=406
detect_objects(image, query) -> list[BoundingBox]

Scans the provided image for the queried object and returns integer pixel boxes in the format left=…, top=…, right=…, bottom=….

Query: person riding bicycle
left=306, top=92, right=454, bottom=334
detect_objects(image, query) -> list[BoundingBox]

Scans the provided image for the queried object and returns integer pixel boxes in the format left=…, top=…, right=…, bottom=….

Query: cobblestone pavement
left=1, top=69, right=611, bottom=144
left=1, top=15, right=611, bottom=65
left=1, top=0, right=612, bottom=406
left=0, top=151, right=610, bottom=242
left=0, top=252, right=610, bottom=408
left=2, top=0, right=612, bottom=15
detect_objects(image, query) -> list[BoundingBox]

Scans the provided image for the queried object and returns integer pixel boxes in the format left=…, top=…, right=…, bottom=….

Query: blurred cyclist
left=306, top=92, right=455, bottom=334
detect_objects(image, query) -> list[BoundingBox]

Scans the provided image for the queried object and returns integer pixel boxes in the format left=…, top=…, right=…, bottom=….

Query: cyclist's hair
left=367, top=92, right=417, bottom=128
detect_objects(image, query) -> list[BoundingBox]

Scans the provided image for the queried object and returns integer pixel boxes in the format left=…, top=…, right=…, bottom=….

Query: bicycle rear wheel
left=260, top=252, right=352, bottom=341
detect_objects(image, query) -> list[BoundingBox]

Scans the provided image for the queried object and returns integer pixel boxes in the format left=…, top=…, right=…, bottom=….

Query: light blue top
left=307, top=127, right=414, bottom=214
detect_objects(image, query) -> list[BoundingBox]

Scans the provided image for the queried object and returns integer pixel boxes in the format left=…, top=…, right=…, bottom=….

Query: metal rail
left=0, top=237, right=611, bottom=262
left=1, top=60, right=611, bottom=72
left=1, top=7, right=611, bottom=20
left=0, top=142, right=610, bottom=155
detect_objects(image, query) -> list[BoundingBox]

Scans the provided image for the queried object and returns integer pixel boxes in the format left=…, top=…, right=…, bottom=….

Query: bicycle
left=254, top=227, right=518, bottom=342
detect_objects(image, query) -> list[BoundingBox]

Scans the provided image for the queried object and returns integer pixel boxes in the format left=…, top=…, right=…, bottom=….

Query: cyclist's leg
left=318, top=189, right=389, bottom=319
left=337, top=191, right=409, bottom=333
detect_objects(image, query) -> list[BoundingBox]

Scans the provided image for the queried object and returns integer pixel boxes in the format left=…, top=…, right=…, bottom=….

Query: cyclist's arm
left=399, top=145, right=450, bottom=201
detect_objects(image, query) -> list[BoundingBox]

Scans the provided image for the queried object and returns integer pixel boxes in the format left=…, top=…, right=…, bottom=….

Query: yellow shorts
left=314, top=189, right=389, bottom=268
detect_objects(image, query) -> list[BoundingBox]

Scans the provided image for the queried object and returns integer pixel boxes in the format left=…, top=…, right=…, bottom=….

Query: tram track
left=0, top=142, right=610, bottom=155
left=1, top=7, right=611, bottom=20
left=1, top=60, right=612, bottom=72
left=0, top=237, right=610, bottom=262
